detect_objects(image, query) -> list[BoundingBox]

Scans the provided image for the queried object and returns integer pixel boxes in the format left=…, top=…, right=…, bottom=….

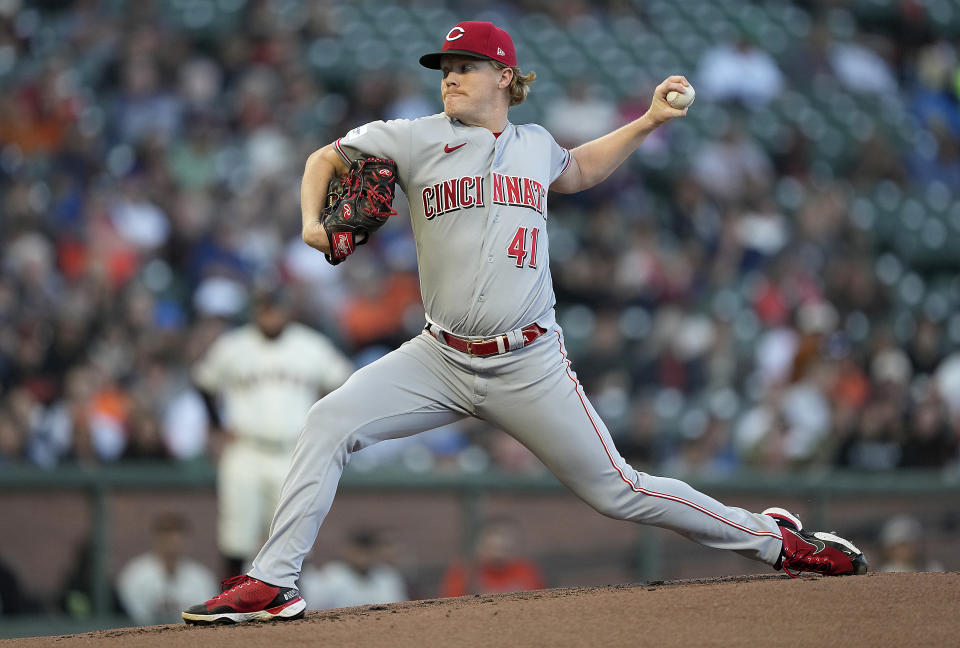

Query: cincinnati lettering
left=492, top=173, right=546, bottom=216
left=422, top=176, right=485, bottom=219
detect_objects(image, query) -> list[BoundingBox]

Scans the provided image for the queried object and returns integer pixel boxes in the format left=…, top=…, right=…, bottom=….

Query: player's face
left=256, top=304, right=289, bottom=339
left=440, top=54, right=502, bottom=121
left=154, top=528, right=185, bottom=562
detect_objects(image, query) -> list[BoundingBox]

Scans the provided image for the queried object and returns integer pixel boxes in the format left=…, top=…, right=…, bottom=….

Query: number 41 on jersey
left=508, top=227, right=539, bottom=268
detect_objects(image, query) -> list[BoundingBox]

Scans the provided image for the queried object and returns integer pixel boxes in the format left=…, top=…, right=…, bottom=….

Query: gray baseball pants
left=249, top=326, right=783, bottom=588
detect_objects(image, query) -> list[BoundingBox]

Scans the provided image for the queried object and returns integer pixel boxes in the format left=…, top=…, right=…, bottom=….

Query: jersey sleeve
left=294, top=325, right=355, bottom=394
left=334, top=119, right=413, bottom=184
left=192, top=335, right=232, bottom=392
left=311, top=338, right=355, bottom=394
left=548, top=137, right=572, bottom=185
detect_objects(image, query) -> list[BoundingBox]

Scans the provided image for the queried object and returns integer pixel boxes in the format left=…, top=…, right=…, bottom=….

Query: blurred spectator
left=900, top=386, right=957, bottom=468
left=0, top=557, right=29, bottom=615
left=696, top=38, right=784, bottom=107
left=835, top=396, right=904, bottom=471
left=545, top=79, right=619, bottom=148
left=690, top=121, right=774, bottom=202
left=910, top=41, right=960, bottom=137
left=0, top=411, right=26, bottom=466
left=386, top=75, right=435, bottom=121
left=0, top=58, right=79, bottom=156
left=906, top=318, right=944, bottom=377
left=735, top=198, right=789, bottom=270
left=934, top=352, right=960, bottom=419
left=829, top=34, right=898, bottom=96
left=877, top=514, right=944, bottom=573
left=122, top=403, right=169, bottom=461
left=829, top=351, right=871, bottom=438
left=484, top=429, right=545, bottom=474
left=753, top=323, right=799, bottom=388
left=663, top=416, right=737, bottom=478
left=870, top=347, right=913, bottom=402
left=59, top=539, right=123, bottom=619
left=779, top=358, right=833, bottom=463
left=907, top=121, right=960, bottom=189
left=440, top=517, right=545, bottom=597
left=116, top=513, right=217, bottom=625
left=112, top=55, right=182, bottom=145
left=108, top=177, right=170, bottom=253
left=735, top=374, right=832, bottom=470
left=161, top=386, right=209, bottom=461
left=782, top=21, right=835, bottom=83
left=300, top=529, right=408, bottom=611
left=847, top=132, right=909, bottom=188
left=336, top=265, right=423, bottom=349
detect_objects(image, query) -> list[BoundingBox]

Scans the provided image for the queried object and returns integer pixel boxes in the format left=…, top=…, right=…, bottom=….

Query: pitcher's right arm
left=301, top=144, right=350, bottom=254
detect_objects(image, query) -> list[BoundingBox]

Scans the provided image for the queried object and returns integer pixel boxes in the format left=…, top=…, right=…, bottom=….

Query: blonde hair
left=491, top=61, right=536, bottom=106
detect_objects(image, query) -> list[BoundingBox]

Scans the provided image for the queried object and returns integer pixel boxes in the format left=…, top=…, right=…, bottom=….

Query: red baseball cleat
left=182, top=575, right=306, bottom=625
left=763, top=507, right=868, bottom=578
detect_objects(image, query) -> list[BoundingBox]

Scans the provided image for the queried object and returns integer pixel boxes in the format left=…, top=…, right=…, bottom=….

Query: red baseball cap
left=419, top=21, right=517, bottom=69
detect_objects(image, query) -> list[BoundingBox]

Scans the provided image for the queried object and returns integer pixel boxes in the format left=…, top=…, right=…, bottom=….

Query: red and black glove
left=321, top=156, right=398, bottom=265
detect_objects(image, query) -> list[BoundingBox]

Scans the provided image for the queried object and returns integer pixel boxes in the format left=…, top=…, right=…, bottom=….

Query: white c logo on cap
left=446, top=27, right=465, bottom=41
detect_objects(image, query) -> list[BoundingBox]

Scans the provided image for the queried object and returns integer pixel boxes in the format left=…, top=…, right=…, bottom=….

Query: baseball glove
left=321, top=156, right=398, bottom=265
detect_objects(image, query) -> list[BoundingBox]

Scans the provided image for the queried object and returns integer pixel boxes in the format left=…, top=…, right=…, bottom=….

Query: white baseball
left=666, top=84, right=695, bottom=109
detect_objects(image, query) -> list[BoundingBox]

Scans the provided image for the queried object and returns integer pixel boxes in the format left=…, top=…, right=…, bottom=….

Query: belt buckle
left=466, top=336, right=494, bottom=356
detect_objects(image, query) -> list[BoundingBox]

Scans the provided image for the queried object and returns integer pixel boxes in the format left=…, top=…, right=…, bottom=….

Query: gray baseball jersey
left=335, top=114, right=569, bottom=335
left=248, top=114, right=784, bottom=590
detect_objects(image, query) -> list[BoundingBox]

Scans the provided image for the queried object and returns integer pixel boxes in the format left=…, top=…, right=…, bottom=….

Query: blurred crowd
left=1, top=0, right=959, bottom=477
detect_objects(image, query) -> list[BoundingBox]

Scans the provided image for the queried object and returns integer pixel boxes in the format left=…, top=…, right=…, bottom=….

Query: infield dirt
left=4, top=572, right=956, bottom=648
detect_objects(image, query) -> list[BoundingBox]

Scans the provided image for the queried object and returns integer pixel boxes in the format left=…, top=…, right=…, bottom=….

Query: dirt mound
left=6, top=572, right=957, bottom=648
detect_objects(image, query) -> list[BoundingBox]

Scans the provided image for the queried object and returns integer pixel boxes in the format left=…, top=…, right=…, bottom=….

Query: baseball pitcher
left=183, top=21, right=866, bottom=625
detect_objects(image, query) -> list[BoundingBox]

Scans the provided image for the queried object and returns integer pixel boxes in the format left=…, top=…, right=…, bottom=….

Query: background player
left=116, top=513, right=217, bottom=625
left=299, top=528, right=408, bottom=610
left=183, top=21, right=866, bottom=625
left=192, top=286, right=354, bottom=578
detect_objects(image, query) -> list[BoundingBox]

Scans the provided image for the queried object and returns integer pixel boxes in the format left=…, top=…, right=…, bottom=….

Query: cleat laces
left=212, top=575, right=253, bottom=601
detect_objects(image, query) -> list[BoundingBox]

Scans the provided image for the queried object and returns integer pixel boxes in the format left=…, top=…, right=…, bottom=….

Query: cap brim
left=419, top=50, right=492, bottom=69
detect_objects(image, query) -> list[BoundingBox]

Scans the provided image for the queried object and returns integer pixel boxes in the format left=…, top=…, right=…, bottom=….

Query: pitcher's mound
left=8, top=572, right=958, bottom=648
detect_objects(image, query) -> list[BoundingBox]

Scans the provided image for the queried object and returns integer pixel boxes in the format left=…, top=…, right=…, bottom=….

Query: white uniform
left=194, top=322, right=353, bottom=561
left=117, top=554, right=217, bottom=625
left=300, top=561, right=408, bottom=610
left=247, top=113, right=784, bottom=589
